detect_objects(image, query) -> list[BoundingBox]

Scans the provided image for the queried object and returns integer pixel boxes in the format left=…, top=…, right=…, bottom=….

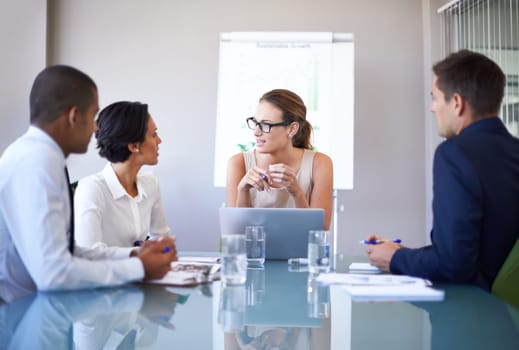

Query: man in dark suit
left=366, top=50, right=519, bottom=290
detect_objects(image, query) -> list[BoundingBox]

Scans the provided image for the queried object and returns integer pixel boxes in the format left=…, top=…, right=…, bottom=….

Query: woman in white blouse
left=75, top=101, right=170, bottom=248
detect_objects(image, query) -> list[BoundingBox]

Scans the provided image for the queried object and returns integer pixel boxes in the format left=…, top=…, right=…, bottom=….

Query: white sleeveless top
left=243, top=149, right=315, bottom=208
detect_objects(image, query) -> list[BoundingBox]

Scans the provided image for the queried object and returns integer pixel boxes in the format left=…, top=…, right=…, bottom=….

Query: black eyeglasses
left=246, top=117, right=292, bottom=133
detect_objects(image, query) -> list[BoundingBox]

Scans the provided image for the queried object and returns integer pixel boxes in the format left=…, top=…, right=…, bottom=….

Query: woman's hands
left=238, top=163, right=303, bottom=197
left=267, top=163, right=301, bottom=195
left=238, top=166, right=271, bottom=192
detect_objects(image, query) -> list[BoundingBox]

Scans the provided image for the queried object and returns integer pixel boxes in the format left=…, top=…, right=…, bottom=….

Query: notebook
left=316, top=273, right=445, bottom=302
left=219, top=207, right=325, bottom=260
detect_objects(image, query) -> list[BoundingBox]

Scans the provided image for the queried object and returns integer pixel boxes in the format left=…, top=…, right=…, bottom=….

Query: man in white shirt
left=0, top=65, right=177, bottom=303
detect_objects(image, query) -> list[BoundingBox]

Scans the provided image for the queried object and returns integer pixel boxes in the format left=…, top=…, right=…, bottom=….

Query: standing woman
left=75, top=101, right=170, bottom=248
left=226, top=89, right=334, bottom=230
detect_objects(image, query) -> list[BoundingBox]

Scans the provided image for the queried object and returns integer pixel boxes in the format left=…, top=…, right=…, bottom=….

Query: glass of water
left=307, top=230, right=331, bottom=274
left=245, top=225, right=266, bottom=266
left=221, top=234, right=247, bottom=285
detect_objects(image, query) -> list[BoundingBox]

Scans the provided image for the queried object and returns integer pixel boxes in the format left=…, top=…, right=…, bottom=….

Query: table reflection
left=414, top=284, right=519, bottom=350
left=0, top=285, right=191, bottom=350
left=74, top=285, right=184, bottom=349
left=219, top=284, right=247, bottom=332
left=308, top=274, right=330, bottom=319
left=217, top=262, right=331, bottom=350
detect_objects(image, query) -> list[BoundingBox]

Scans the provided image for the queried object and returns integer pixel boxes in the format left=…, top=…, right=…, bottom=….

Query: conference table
left=1, top=254, right=518, bottom=349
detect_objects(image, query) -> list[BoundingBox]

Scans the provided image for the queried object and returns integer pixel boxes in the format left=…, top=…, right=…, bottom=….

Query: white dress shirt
left=0, top=126, right=144, bottom=303
left=74, top=163, right=170, bottom=248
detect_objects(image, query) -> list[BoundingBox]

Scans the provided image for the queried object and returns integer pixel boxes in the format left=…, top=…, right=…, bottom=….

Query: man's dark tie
left=64, top=166, right=75, bottom=254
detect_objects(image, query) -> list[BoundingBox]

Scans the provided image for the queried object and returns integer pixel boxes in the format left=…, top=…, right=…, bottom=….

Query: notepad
left=316, top=272, right=444, bottom=302
left=178, top=256, right=221, bottom=264
left=316, top=273, right=431, bottom=286
left=348, top=262, right=382, bottom=274
left=342, top=285, right=445, bottom=302
left=145, top=261, right=221, bottom=286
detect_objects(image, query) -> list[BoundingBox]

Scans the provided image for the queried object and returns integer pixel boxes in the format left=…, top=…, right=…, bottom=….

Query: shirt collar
left=27, top=125, right=66, bottom=162
left=102, top=163, right=148, bottom=200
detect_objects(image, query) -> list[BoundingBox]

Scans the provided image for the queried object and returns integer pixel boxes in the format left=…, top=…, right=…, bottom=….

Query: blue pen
left=360, top=239, right=402, bottom=245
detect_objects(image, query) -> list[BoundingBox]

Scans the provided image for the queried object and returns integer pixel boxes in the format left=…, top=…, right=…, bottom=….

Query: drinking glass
left=221, top=234, right=247, bottom=285
left=245, top=226, right=266, bottom=266
left=307, top=230, right=331, bottom=274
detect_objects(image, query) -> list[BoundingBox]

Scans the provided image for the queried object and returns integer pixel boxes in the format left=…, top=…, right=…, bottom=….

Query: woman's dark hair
left=96, top=101, right=149, bottom=162
left=260, top=89, right=313, bottom=149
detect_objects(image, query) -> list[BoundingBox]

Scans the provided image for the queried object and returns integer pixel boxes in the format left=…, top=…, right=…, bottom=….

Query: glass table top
left=1, top=254, right=518, bottom=349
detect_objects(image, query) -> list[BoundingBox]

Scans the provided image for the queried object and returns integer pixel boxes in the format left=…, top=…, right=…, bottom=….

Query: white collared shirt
left=0, top=126, right=144, bottom=303
left=74, top=163, right=170, bottom=248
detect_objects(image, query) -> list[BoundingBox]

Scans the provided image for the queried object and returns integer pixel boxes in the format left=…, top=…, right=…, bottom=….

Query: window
left=438, top=0, right=519, bottom=135
left=214, top=32, right=354, bottom=189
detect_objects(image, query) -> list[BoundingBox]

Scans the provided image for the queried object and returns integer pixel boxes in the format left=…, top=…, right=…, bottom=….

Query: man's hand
left=365, top=234, right=401, bottom=272
left=137, top=236, right=178, bottom=280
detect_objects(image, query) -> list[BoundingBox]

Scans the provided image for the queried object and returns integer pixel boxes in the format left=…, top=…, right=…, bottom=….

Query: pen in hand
left=134, top=242, right=172, bottom=253
left=360, top=239, right=402, bottom=245
left=147, top=235, right=174, bottom=253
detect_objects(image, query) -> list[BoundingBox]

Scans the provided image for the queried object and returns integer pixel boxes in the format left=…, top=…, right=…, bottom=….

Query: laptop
left=219, top=207, right=325, bottom=260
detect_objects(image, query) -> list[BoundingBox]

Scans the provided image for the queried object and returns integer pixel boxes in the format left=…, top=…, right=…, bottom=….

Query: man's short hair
left=433, top=49, right=505, bottom=118
left=30, top=65, right=97, bottom=124
left=95, top=101, right=149, bottom=163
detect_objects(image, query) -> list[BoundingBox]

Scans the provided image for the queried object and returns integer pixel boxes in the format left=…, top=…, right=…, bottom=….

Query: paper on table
left=342, top=284, right=445, bottom=302
left=348, top=262, right=382, bottom=273
left=316, top=272, right=443, bottom=302
left=144, top=261, right=221, bottom=287
left=316, top=273, right=432, bottom=287
left=178, top=256, right=221, bottom=264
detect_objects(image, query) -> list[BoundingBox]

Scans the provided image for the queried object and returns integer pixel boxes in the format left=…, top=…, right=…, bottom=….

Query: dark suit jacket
left=391, top=117, right=519, bottom=290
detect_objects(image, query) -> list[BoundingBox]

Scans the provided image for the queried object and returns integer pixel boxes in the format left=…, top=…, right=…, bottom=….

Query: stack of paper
left=316, top=273, right=444, bottom=302
left=348, top=262, right=382, bottom=274
left=178, top=256, right=221, bottom=264
left=146, top=261, right=221, bottom=287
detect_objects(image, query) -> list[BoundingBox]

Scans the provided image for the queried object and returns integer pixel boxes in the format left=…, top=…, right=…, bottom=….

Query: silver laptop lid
left=219, top=207, right=325, bottom=260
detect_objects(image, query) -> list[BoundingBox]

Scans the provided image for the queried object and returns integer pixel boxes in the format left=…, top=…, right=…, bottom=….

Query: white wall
left=423, top=0, right=451, bottom=242
left=43, top=0, right=428, bottom=253
left=0, top=0, right=46, bottom=151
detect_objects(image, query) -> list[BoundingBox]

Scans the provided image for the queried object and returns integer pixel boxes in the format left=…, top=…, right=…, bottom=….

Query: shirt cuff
left=113, top=247, right=137, bottom=259
left=127, top=256, right=145, bottom=281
